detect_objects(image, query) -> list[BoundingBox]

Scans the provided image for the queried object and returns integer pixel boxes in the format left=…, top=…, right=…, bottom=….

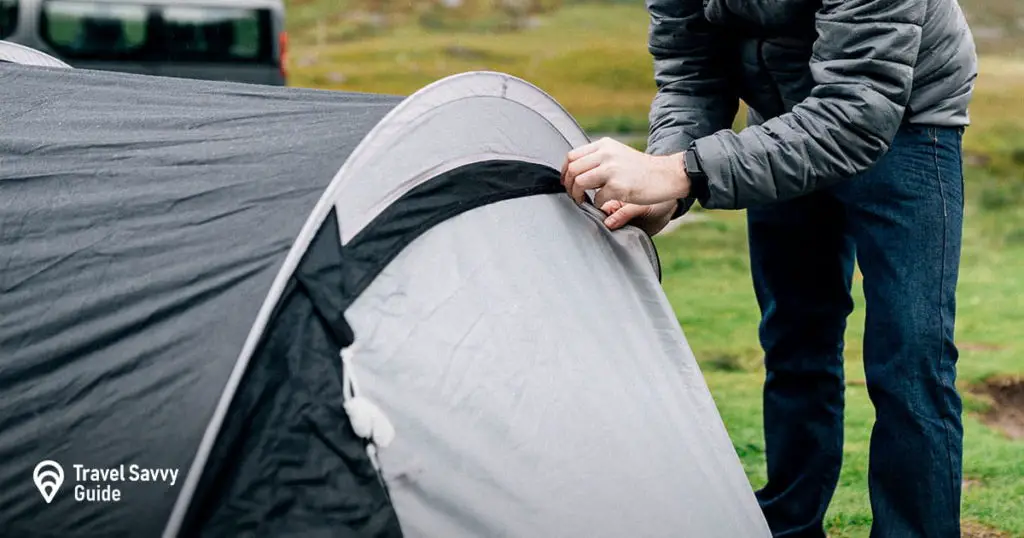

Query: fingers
left=591, top=176, right=626, bottom=209
left=592, top=184, right=611, bottom=209
left=604, top=203, right=650, bottom=230
left=576, top=166, right=617, bottom=204
left=563, top=167, right=579, bottom=203
left=562, top=138, right=624, bottom=204
left=571, top=180, right=589, bottom=204
left=566, top=138, right=608, bottom=161
left=565, top=151, right=603, bottom=184
left=562, top=141, right=600, bottom=192
left=600, top=200, right=625, bottom=215
left=563, top=152, right=605, bottom=203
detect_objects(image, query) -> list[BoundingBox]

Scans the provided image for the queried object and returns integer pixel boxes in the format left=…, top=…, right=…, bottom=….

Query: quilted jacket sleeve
left=692, top=0, right=926, bottom=209
left=646, top=0, right=739, bottom=158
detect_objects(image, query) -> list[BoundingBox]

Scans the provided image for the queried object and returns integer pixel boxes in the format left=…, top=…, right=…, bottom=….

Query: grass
left=286, top=4, right=656, bottom=120
left=655, top=188, right=1024, bottom=536
left=284, top=1, right=1024, bottom=535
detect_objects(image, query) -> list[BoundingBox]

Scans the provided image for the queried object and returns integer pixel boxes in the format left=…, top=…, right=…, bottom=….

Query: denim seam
left=930, top=128, right=958, bottom=519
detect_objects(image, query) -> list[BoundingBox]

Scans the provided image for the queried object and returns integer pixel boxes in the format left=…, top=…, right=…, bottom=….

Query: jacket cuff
left=691, top=135, right=737, bottom=210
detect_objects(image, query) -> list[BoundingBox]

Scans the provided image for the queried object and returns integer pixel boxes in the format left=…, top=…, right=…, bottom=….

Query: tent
left=0, top=42, right=771, bottom=538
left=0, top=40, right=71, bottom=67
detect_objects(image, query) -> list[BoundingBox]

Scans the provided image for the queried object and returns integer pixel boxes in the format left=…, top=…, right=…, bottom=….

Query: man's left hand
left=560, top=137, right=691, bottom=208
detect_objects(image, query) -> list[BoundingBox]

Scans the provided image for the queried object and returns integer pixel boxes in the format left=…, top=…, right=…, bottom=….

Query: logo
left=33, top=460, right=64, bottom=504
left=31, top=460, right=179, bottom=504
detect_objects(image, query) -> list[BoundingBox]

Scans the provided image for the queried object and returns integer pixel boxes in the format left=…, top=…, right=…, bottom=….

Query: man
left=561, top=0, right=978, bottom=536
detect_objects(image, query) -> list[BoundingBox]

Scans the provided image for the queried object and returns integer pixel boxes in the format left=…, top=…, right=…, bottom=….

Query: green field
left=284, top=2, right=1024, bottom=536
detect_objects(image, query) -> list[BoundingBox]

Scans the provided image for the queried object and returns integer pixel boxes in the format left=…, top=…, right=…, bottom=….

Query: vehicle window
left=0, top=0, right=18, bottom=39
left=41, top=1, right=147, bottom=56
left=161, top=6, right=263, bottom=61
left=39, top=0, right=273, bottom=63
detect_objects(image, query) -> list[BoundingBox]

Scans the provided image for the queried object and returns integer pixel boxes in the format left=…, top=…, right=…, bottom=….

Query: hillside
left=283, top=1, right=1024, bottom=176
left=959, top=0, right=1024, bottom=55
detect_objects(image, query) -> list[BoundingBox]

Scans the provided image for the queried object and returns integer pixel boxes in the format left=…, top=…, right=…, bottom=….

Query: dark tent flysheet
left=0, top=41, right=772, bottom=538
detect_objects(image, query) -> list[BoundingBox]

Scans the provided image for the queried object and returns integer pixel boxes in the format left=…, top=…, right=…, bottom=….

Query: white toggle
left=340, top=345, right=395, bottom=450
left=344, top=397, right=396, bottom=448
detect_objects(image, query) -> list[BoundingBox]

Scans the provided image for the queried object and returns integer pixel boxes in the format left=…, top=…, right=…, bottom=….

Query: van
left=0, top=0, right=288, bottom=85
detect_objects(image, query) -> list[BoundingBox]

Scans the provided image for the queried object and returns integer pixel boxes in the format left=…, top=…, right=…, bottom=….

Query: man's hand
left=599, top=199, right=678, bottom=236
left=561, top=137, right=691, bottom=208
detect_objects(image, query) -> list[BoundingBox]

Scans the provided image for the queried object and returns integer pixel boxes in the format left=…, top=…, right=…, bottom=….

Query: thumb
left=604, top=203, right=650, bottom=230
left=600, top=199, right=625, bottom=214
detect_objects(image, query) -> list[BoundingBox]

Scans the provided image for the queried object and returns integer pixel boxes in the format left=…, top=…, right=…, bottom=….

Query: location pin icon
left=33, top=460, right=64, bottom=504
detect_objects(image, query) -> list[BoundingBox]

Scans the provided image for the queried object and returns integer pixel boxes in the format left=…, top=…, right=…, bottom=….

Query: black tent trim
left=177, top=207, right=403, bottom=537
left=336, top=159, right=563, bottom=311
left=166, top=159, right=563, bottom=536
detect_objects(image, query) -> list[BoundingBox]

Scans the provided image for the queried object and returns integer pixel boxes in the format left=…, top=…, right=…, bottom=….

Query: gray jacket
left=646, top=0, right=978, bottom=210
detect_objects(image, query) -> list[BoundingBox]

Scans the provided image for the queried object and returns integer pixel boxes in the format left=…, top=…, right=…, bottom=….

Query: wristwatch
left=671, top=145, right=710, bottom=219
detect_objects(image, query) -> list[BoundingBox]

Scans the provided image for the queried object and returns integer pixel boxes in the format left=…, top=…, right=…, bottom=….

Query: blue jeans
left=747, top=125, right=965, bottom=538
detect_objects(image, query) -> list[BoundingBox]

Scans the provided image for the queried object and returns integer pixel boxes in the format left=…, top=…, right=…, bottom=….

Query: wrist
left=665, top=152, right=691, bottom=199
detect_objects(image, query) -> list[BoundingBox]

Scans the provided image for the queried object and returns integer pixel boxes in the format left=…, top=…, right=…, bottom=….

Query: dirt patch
left=962, top=477, right=983, bottom=492
left=962, top=520, right=1009, bottom=538
left=971, top=376, right=1024, bottom=440
left=959, top=341, right=1007, bottom=352
left=965, top=151, right=992, bottom=168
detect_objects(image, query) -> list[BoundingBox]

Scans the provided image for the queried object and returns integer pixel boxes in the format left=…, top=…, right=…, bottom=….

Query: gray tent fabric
left=350, top=194, right=766, bottom=537
left=0, top=62, right=398, bottom=537
left=0, top=56, right=770, bottom=538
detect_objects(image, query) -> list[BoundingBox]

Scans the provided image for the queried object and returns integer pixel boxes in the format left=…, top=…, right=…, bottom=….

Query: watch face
left=685, top=150, right=700, bottom=175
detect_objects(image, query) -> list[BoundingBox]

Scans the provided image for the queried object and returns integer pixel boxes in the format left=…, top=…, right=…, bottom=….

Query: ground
left=972, top=376, right=1024, bottom=441
left=283, top=2, right=1024, bottom=535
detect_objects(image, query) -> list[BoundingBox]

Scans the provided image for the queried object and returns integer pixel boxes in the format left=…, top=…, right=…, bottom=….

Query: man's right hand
left=599, top=199, right=679, bottom=236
